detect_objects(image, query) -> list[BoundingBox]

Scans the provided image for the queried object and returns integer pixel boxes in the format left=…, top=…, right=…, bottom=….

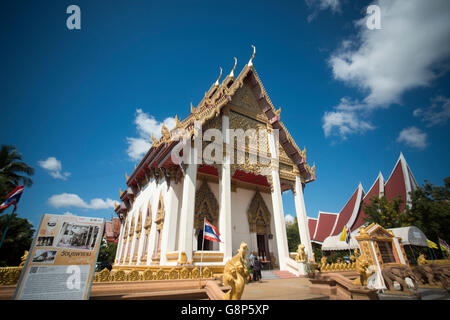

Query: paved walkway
left=241, top=277, right=328, bottom=300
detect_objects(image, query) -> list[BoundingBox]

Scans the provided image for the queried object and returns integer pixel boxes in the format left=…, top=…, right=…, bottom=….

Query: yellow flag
left=339, top=226, right=347, bottom=242
left=427, top=239, right=438, bottom=249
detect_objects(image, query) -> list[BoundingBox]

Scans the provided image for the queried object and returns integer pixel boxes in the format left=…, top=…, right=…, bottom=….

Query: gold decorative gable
left=247, top=191, right=271, bottom=233
left=194, top=180, right=219, bottom=229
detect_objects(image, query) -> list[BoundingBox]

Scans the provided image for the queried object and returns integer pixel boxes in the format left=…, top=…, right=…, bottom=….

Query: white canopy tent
left=387, top=226, right=428, bottom=247
left=321, top=225, right=428, bottom=251
left=321, top=228, right=361, bottom=251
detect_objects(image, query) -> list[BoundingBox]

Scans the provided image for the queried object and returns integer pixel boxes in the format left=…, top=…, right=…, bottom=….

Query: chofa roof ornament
left=247, top=45, right=256, bottom=67
left=214, top=67, right=223, bottom=87
left=229, top=57, right=237, bottom=78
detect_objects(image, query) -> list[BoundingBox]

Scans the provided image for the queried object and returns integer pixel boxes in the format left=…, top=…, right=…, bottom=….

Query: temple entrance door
left=197, top=230, right=212, bottom=251
left=256, top=233, right=271, bottom=270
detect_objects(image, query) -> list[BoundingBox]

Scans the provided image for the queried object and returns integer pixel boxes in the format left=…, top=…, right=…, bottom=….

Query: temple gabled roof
left=312, top=211, right=338, bottom=243
left=309, top=152, right=418, bottom=246
left=124, top=46, right=316, bottom=190
left=384, top=152, right=418, bottom=211
left=330, top=183, right=364, bottom=236
left=351, top=172, right=384, bottom=231
left=307, top=217, right=318, bottom=241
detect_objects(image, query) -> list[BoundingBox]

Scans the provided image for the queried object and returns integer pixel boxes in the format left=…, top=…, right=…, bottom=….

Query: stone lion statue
left=223, top=242, right=250, bottom=300
left=295, top=244, right=307, bottom=262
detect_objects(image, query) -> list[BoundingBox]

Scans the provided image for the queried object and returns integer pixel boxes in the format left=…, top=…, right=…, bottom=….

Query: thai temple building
left=308, top=153, right=418, bottom=248
left=112, top=47, right=316, bottom=277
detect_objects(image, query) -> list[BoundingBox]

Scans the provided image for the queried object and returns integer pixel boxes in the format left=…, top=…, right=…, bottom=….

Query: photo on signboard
left=32, top=250, right=57, bottom=263
left=56, top=222, right=100, bottom=251
left=36, top=236, right=54, bottom=247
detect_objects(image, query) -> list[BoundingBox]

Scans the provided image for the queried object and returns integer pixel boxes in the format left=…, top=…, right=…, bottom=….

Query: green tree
left=286, top=216, right=300, bottom=252
left=97, top=240, right=117, bottom=265
left=0, top=213, right=34, bottom=266
left=0, top=145, right=34, bottom=200
left=363, top=195, right=405, bottom=228
left=403, top=177, right=450, bottom=259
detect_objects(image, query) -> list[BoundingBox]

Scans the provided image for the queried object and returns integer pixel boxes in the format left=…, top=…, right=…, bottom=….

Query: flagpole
left=0, top=207, right=16, bottom=250
left=199, top=217, right=206, bottom=289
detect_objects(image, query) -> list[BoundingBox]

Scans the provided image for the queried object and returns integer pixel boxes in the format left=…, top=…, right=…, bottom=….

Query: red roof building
left=308, top=153, right=417, bottom=245
left=104, top=217, right=121, bottom=243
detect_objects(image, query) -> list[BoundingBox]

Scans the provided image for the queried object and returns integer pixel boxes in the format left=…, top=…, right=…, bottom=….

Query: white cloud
left=38, top=157, right=71, bottom=180
left=322, top=98, right=375, bottom=138
left=126, top=109, right=176, bottom=161
left=323, top=0, right=450, bottom=138
left=397, top=127, right=427, bottom=149
left=48, top=193, right=117, bottom=210
left=414, top=96, right=450, bottom=127
left=285, top=214, right=296, bottom=224
left=306, top=0, right=341, bottom=21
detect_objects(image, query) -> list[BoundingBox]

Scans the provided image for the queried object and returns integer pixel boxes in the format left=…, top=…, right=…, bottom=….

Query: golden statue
left=353, top=254, right=372, bottom=286
left=295, top=244, right=307, bottom=262
left=417, top=254, right=427, bottom=266
left=223, top=242, right=250, bottom=300
left=19, top=251, right=28, bottom=267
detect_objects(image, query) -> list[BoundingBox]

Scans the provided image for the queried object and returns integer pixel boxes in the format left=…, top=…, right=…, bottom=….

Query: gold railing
left=0, top=267, right=23, bottom=285
left=93, top=265, right=224, bottom=283
left=319, top=262, right=356, bottom=272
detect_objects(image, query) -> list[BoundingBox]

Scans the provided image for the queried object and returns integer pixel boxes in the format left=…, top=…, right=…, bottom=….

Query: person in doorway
left=253, top=257, right=262, bottom=282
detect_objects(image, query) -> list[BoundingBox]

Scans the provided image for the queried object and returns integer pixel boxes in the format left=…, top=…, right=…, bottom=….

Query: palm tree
left=0, top=145, right=34, bottom=199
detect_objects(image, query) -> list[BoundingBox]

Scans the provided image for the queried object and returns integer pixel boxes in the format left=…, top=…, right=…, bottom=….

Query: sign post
left=13, top=214, right=105, bottom=300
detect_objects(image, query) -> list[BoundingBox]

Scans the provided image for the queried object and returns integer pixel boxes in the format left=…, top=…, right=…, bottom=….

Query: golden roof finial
left=151, top=134, right=158, bottom=144
left=311, top=162, right=316, bottom=176
left=275, top=107, right=281, bottom=118
left=134, top=163, right=137, bottom=170
left=301, top=147, right=307, bottom=160
left=161, top=123, right=169, bottom=139
left=175, top=115, right=182, bottom=128
left=214, top=67, right=223, bottom=87
left=125, top=172, right=129, bottom=180
left=190, top=102, right=196, bottom=113
left=248, top=45, right=256, bottom=67
left=229, top=57, right=237, bottom=78
left=119, top=188, right=123, bottom=197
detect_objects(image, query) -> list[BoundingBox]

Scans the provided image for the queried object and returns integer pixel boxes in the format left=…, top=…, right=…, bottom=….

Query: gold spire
left=311, top=163, right=316, bottom=176
left=190, top=102, right=196, bottom=113
left=247, top=45, right=256, bottom=67
left=151, top=134, right=158, bottom=144
left=214, top=67, right=223, bottom=87
left=175, top=115, right=182, bottom=128
left=134, top=163, right=137, bottom=170
left=229, top=57, right=237, bottom=78
left=125, top=172, right=129, bottom=180
left=301, top=147, right=306, bottom=161
left=119, top=188, right=123, bottom=197
left=275, top=108, right=281, bottom=118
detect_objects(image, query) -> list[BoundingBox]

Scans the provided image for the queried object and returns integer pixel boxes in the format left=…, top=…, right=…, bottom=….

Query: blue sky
left=1, top=0, right=449, bottom=230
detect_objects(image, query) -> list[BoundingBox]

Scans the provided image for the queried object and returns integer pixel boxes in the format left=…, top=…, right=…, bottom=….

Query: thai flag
left=439, top=238, right=450, bottom=253
left=203, top=219, right=221, bottom=243
left=0, top=186, right=24, bottom=211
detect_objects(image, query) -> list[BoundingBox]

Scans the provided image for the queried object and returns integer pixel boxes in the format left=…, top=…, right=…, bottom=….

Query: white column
left=268, top=131, right=289, bottom=270
left=115, top=220, right=125, bottom=264
left=177, top=145, right=198, bottom=264
left=160, top=182, right=179, bottom=265
left=219, top=112, right=232, bottom=262
left=294, top=175, right=314, bottom=262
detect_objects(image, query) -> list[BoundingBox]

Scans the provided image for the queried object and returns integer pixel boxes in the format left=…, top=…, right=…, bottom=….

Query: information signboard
left=13, top=214, right=105, bottom=300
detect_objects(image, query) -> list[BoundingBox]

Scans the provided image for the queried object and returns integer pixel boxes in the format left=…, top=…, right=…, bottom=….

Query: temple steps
left=267, top=270, right=298, bottom=279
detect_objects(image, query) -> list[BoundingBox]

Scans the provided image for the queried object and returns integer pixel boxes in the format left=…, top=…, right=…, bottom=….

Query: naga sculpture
left=381, top=265, right=418, bottom=292
left=223, top=242, right=250, bottom=300
left=19, top=251, right=28, bottom=267
left=353, top=253, right=372, bottom=286
left=295, top=244, right=307, bottom=262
